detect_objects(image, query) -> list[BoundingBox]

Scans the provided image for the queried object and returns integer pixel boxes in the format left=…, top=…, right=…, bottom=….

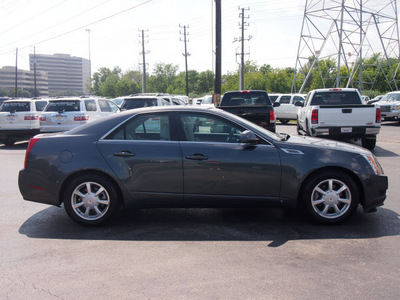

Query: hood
left=281, top=134, right=372, bottom=155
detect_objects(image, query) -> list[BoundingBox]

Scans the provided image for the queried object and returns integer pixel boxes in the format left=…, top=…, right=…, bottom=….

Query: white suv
left=0, top=98, right=48, bottom=146
left=40, top=97, right=119, bottom=133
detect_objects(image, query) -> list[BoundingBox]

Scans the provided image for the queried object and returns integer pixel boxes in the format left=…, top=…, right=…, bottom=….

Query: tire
left=361, top=137, right=376, bottom=150
left=4, top=140, right=15, bottom=146
left=301, top=171, right=359, bottom=224
left=63, top=174, right=121, bottom=226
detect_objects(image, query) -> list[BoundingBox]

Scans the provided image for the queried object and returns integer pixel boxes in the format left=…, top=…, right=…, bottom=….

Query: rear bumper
left=311, top=126, right=380, bottom=138
left=0, top=129, right=40, bottom=141
left=361, top=174, right=388, bottom=212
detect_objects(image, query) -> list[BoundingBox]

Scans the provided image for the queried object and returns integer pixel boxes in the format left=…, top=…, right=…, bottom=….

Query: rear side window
left=45, top=101, right=81, bottom=112
left=85, top=100, right=97, bottom=111
left=120, top=98, right=158, bottom=110
left=106, top=113, right=170, bottom=141
left=279, top=96, right=291, bottom=104
left=220, top=92, right=272, bottom=106
left=0, top=102, right=30, bottom=112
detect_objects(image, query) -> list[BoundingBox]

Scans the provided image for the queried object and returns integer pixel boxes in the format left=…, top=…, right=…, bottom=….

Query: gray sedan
left=18, top=106, right=388, bottom=226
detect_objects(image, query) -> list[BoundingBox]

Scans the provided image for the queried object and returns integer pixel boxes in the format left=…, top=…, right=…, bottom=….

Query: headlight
left=362, top=154, right=384, bottom=175
left=391, top=105, right=400, bottom=111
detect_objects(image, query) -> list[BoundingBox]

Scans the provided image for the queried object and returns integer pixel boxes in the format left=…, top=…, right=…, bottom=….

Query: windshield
left=202, top=95, right=213, bottom=104
left=0, top=102, right=30, bottom=112
left=386, top=93, right=400, bottom=101
left=45, top=101, right=81, bottom=112
left=121, top=98, right=158, bottom=110
left=220, top=91, right=272, bottom=106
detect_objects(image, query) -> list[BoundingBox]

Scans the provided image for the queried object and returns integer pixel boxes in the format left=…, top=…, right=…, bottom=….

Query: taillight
left=40, top=115, right=46, bottom=122
left=376, top=107, right=381, bottom=123
left=311, top=109, right=318, bottom=124
left=24, top=114, right=38, bottom=120
left=270, top=110, right=276, bottom=122
left=74, top=115, right=89, bottom=121
left=24, top=138, right=40, bottom=169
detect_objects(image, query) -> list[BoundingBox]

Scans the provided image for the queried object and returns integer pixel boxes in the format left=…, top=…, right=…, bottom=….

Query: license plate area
left=341, top=127, right=352, bottom=133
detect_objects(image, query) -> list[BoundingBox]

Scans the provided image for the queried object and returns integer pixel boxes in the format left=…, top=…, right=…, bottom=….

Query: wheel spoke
left=315, top=186, right=326, bottom=195
left=94, top=187, right=105, bottom=197
left=72, top=201, right=85, bottom=209
left=97, top=199, right=110, bottom=205
left=86, top=182, right=92, bottom=194
left=336, top=185, right=347, bottom=195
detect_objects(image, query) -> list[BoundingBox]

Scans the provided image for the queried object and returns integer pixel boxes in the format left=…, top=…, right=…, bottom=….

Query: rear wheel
left=63, top=174, right=121, bottom=226
left=361, top=137, right=376, bottom=150
left=301, top=171, right=359, bottom=224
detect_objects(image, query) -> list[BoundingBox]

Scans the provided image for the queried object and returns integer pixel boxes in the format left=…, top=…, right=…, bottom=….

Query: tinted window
left=85, top=99, right=97, bottom=111
left=279, top=96, right=291, bottom=104
left=220, top=92, right=271, bottom=106
left=107, top=113, right=170, bottom=141
left=45, top=101, right=80, bottom=112
left=269, top=95, right=279, bottom=103
left=179, top=113, right=244, bottom=143
left=35, top=101, right=48, bottom=111
left=311, top=92, right=361, bottom=105
left=99, top=100, right=112, bottom=112
left=120, top=98, right=158, bottom=110
left=0, top=102, right=30, bottom=112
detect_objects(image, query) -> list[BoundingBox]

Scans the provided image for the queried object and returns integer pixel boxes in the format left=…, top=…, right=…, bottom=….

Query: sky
left=0, top=0, right=312, bottom=76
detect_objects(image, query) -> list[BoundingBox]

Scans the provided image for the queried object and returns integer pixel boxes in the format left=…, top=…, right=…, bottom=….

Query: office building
left=0, top=66, right=49, bottom=96
left=29, top=53, right=90, bottom=95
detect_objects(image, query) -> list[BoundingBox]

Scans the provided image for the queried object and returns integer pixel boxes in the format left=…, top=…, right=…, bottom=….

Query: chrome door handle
left=113, top=151, right=136, bottom=157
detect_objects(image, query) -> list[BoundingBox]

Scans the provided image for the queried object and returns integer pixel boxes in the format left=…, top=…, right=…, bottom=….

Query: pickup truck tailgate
left=317, top=105, right=377, bottom=126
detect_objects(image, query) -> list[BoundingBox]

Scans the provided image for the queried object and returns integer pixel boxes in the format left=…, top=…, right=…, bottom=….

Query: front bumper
left=361, top=174, right=388, bottom=213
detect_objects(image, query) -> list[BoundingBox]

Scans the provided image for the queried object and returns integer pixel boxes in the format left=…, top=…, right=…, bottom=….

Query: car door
left=97, top=112, right=184, bottom=205
left=176, top=111, right=282, bottom=205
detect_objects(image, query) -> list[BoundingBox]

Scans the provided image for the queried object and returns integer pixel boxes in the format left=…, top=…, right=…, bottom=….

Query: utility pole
left=179, top=24, right=190, bottom=96
left=34, top=46, right=37, bottom=97
left=214, top=0, right=221, bottom=106
left=86, top=29, right=92, bottom=89
left=14, top=48, right=18, bottom=98
left=234, top=7, right=251, bottom=90
left=139, top=29, right=149, bottom=93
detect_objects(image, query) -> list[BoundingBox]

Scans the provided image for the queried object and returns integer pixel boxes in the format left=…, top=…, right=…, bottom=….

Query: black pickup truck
left=217, top=90, right=279, bottom=132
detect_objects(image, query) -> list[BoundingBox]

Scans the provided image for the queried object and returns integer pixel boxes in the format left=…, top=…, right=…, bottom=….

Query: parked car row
left=0, top=93, right=191, bottom=146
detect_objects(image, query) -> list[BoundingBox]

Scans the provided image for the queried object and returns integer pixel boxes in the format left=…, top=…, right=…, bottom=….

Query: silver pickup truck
left=297, top=88, right=381, bottom=150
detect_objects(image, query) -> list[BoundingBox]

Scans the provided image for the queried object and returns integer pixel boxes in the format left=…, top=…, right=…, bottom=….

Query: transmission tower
left=291, top=0, right=400, bottom=94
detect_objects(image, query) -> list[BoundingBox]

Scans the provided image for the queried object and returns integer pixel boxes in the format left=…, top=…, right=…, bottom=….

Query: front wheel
left=63, top=174, right=121, bottom=226
left=301, top=171, right=359, bottom=224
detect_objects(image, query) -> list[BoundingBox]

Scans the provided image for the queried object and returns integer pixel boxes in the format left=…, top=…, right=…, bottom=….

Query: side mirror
left=273, top=102, right=281, bottom=107
left=240, top=130, right=259, bottom=145
left=294, top=101, right=304, bottom=107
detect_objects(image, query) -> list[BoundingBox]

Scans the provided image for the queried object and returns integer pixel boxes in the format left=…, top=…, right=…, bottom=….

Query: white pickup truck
left=274, top=94, right=305, bottom=124
left=297, top=88, right=381, bottom=150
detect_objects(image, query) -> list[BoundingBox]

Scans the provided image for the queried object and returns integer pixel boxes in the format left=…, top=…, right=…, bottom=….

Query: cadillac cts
left=18, top=106, right=388, bottom=226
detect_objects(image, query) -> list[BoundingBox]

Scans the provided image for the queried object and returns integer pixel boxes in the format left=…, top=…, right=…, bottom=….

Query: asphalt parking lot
left=1, top=121, right=400, bottom=299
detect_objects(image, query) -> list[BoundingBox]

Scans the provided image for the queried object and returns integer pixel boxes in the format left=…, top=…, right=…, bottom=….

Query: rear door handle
left=186, top=154, right=208, bottom=160
left=113, top=151, right=136, bottom=157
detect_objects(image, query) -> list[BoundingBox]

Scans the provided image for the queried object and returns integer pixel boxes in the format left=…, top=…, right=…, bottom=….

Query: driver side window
left=179, top=113, right=244, bottom=143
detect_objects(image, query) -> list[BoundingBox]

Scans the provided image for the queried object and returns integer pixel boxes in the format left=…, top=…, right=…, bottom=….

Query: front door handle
left=113, top=151, right=136, bottom=157
left=186, top=154, right=208, bottom=160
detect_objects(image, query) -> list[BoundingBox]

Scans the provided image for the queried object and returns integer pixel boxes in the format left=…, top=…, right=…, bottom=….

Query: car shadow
left=19, top=206, right=400, bottom=247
